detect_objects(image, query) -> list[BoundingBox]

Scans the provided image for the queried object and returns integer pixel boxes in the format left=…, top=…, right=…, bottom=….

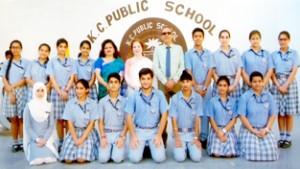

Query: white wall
left=0, top=0, right=299, bottom=72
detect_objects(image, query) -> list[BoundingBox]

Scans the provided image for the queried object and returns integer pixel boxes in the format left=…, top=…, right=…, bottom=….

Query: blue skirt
left=59, top=128, right=100, bottom=162
left=238, top=125, right=278, bottom=161
left=207, top=127, right=239, bottom=157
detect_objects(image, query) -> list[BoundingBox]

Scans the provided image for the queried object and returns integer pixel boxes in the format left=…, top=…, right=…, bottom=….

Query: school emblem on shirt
left=119, top=17, right=188, bottom=61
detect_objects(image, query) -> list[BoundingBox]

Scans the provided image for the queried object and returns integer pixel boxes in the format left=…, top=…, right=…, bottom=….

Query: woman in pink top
left=125, top=39, right=157, bottom=97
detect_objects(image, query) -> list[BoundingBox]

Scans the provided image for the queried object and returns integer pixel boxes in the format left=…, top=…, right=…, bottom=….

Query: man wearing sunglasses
left=153, top=25, right=185, bottom=147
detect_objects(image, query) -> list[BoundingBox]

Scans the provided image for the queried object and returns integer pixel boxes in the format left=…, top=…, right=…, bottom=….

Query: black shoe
left=58, top=145, right=62, bottom=153
left=281, top=140, right=292, bottom=149
left=18, top=144, right=24, bottom=152
left=11, top=144, right=19, bottom=153
left=200, top=140, right=207, bottom=149
left=278, top=140, right=284, bottom=148
left=143, top=145, right=151, bottom=158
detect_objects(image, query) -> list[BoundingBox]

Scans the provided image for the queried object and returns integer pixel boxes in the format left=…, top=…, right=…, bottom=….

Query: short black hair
left=217, top=76, right=230, bottom=86
left=107, top=72, right=121, bottom=83
left=192, top=27, right=204, bottom=37
left=76, top=79, right=90, bottom=89
left=250, top=71, right=263, bottom=82
left=139, top=68, right=153, bottom=78
left=180, top=70, right=192, bottom=81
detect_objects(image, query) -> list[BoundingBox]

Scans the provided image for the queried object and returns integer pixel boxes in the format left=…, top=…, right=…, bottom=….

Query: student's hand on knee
left=175, top=138, right=182, bottom=148
left=130, top=136, right=140, bottom=149
left=153, top=135, right=163, bottom=148
left=100, top=137, right=108, bottom=148
left=192, top=139, right=202, bottom=150
left=116, top=137, right=125, bottom=149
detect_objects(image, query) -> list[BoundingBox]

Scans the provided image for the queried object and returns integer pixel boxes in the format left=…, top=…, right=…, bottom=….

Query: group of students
left=0, top=25, right=299, bottom=165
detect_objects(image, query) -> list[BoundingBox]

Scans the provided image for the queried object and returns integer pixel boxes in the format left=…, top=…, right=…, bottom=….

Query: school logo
left=119, top=17, right=188, bottom=61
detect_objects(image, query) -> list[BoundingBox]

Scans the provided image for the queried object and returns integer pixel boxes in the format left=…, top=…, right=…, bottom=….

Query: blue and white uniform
left=169, top=90, right=203, bottom=162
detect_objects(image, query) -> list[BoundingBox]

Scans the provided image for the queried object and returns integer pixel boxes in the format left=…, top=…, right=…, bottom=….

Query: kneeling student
left=59, top=79, right=99, bottom=163
left=238, top=71, right=279, bottom=161
left=169, top=70, right=203, bottom=162
left=98, top=73, right=127, bottom=163
left=126, top=68, right=168, bottom=163
left=207, top=76, right=239, bottom=157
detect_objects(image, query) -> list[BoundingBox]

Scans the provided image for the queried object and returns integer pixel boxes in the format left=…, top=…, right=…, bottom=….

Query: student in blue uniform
left=211, top=30, right=242, bottom=101
left=241, top=30, right=273, bottom=92
left=271, top=31, right=299, bottom=149
left=169, top=70, right=202, bottom=162
left=25, top=43, right=51, bottom=103
left=23, top=82, right=58, bottom=165
left=207, top=76, right=239, bottom=157
left=184, top=27, right=213, bottom=149
left=46, top=38, right=76, bottom=151
left=98, top=73, right=127, bottom=163
left=75, top=40, right=97, bottom=100
left=59, top=79, right=99, bottom=163
left=0, top=40, right=30, bottom=152
left=238, top=71, right=278, bottom=161
left=126, top=68, right=168, bottom=163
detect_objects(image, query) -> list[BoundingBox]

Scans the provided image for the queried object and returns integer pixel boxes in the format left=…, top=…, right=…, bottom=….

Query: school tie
left=166, top=46, right=171, bottom=78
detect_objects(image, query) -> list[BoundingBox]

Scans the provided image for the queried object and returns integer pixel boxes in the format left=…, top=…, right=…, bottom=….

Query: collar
left=78, top=57, right=92, bottom=66
left=103, top=94, right=122, bottom=102
left=73, top=97, right=91, bottom=106
left=277, top=48, right=292, bottom=54
left=216, top=94, right=230, bottom=102
left=179, top=90, right=196, bottom=101
left=139, top=87, right=156, bottom=96
left=249, top=89, right=268, bottom=102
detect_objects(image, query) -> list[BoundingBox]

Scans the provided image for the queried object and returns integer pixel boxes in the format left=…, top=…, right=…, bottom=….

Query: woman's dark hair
left=249, top=30, right=261, bottom=40
left=5, top=40, right=23, bottom=80
left=99, top=39, right=119, bottom=58
left=5, top=50, right=12, bottom=57
left=180, top=70, right=192, bottom=81
left=219, top=29, right=231, bottom=38
left=192, top=27, right=205, bottom=37
left=78, top=40, right=91, bottom=58
left=217, top=76, right=230, bottom=86
left=139, top=68, right=153, bottom=78
left=107, top=72, right=121, bottom=83
left=56, top=38, right=68, bottom=47
left=76, top=79, right=90, bottom=89
left=249, top=71, right=263, bottom=82
left=278, top=31, right=290, bottom=40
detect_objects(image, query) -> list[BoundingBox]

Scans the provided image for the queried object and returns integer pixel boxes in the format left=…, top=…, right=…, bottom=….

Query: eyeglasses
left=162, top=32, right=172, bottom=35
left=279, top=38, right=288, bottom=41
left=10, top=46, right=21, bottom=50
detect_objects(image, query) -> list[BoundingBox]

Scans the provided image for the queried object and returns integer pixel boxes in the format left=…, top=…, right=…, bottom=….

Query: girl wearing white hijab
left=23, top=82, right=58, bottom=165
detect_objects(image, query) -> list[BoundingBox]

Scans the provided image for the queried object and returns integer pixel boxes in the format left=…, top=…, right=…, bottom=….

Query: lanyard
left=36, top=60, right=47, bottom=69
left=109, top=99, right=119, bottom=111
left=218, top=98, right=230, bottom=111
left=279, top=51, right=290, bottom=61
left=13, top=60, right=24, bottom=70
left=221, top=50, right=233, bottom=58
left=140, top=92, right=154, bottom=106
left=250, top=49, right=264, bottom=57
left=195, top=50, right=205, bottom=61
left=57, top=57, right=69, bottom=67
left=253, top=94, right=267, bottom=103
left=78, top=58, right=91, bottom=67
left=183, top=98, right=193, bottom=109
